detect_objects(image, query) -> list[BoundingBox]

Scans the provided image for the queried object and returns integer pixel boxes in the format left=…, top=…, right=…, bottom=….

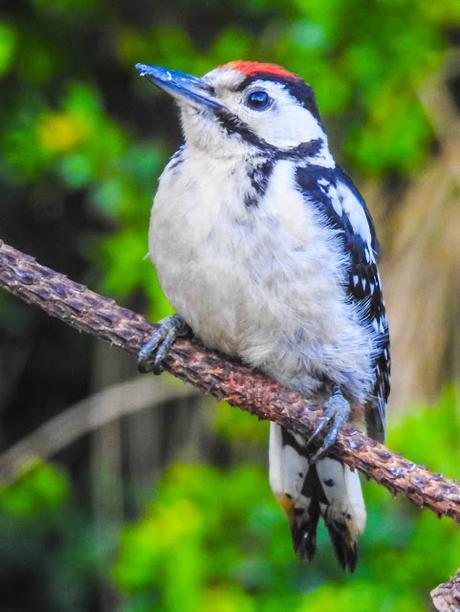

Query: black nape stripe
left=281, top=139, right=322, bottom=160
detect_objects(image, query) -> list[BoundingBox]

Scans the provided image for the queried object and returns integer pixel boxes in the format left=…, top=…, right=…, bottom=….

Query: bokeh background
left=1, top=0, right=460, bottom=610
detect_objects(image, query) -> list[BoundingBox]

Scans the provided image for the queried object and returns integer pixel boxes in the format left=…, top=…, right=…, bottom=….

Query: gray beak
left=135, top=63, right=223, bottom=112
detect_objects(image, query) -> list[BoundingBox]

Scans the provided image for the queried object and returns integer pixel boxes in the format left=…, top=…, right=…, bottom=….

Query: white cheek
left=236, top=81, right=326, bottom=147
left=250, top=104, right=334, bottom=167
left=237, top=102, right=323, bottom=148
left=271, top=104, right=325, bottom=144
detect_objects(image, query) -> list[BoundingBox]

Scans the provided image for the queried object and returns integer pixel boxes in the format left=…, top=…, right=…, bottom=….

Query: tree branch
left=0, top=239, right=459, bottom=523
left=0, top=375, right=200, bottom=482
left=431, top=569, right=460, bottom=611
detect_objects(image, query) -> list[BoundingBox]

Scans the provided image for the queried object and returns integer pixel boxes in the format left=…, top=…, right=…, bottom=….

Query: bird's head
left=136, top=60, right=331, bottom=162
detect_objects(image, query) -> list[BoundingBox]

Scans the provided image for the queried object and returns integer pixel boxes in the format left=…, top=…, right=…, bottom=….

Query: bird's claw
left=306, top=388, right=350, bottom=462
left=138, top=314, right=189, bottom=374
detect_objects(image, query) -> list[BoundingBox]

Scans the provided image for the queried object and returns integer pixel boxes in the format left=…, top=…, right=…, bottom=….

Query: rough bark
left=0, top=238, right=459, bottom=523
left=431, top=569, right=460, bottom=611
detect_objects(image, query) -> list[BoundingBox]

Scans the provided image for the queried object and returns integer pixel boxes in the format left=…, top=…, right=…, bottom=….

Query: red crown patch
left=222, top=61, right=299, bottom=79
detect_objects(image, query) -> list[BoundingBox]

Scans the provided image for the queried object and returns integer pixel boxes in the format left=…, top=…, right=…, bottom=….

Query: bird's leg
left=138, top=314, right=190, bottom=374
left=306, top=387, right=350, bottom=462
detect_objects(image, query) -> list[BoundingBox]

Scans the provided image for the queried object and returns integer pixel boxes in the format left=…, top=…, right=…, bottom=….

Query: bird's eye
left=244, top=90, right=272, bottom=111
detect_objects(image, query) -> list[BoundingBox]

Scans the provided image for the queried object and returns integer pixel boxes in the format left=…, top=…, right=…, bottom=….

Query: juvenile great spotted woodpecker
left=136, top=60, right=391, bottom=572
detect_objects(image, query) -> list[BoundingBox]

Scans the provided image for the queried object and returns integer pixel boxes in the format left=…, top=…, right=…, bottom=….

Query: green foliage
left=1, top=394, right=458, bottom=610
left=0, top=461, right=69, bottom=520
left=388, top=386, right=460, bottom=476
left=0, top=22, right=17, bottom=76
left=213, top=400, right=269, bottom=444
left=111, top=388, right=460, bottom=611
left=1, top=0, right=459, bottom=313
left=112, top=464, right=274, bottom=612
left=0, top=463, right=102, bottom=610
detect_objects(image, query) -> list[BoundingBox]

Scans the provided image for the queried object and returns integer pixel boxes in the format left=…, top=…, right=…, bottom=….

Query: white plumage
left=151, top=154, right=376, bottom=399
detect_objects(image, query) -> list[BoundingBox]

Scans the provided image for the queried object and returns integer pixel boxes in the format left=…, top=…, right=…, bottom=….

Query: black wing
left=295, top=164, right=390, bottom=441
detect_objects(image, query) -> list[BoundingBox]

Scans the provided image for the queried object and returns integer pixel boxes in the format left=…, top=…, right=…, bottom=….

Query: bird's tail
left=269, top=423, right=366, bottom=572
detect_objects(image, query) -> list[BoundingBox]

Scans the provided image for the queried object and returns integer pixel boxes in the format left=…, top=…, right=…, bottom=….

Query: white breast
left=150, top=150, right=374, bottom=400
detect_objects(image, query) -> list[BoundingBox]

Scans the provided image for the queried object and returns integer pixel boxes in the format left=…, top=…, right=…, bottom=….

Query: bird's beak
left=135, top=63, right=224, bottom=112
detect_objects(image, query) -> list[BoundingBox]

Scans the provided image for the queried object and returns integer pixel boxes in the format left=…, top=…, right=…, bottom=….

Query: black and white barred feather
left=295, top=163, right=390, bottom=438
left=270, top=160, right=390, bottom=572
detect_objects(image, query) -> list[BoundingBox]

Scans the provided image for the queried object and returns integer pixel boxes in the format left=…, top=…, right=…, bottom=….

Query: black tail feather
left=290, top=499, right=320, bottom=562
left=273, top=427, right=364, bottom=572
left=324, top=518, right=358, bottom=572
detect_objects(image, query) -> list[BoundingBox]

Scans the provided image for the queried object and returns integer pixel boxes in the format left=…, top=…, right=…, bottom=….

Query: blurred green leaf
left=0, top=462, right=69, bottom=519
left=213, top=401, right=269, bottom=443
left=110, top=389, right=460, bottom=610
left=0, top=392, right=458, bottom=610
left=0, top=22, right=17, bottom=76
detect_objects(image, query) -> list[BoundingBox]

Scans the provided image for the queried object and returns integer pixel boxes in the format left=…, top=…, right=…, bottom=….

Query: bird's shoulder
left=294, top=163, right=381, bottom=300
left=295, top=164, right=378, bottom=255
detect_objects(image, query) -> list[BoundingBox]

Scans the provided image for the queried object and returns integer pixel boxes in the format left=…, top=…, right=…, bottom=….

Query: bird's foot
left=138, top=314, right=189, bottom=374
left=306, top=388, right=350, bottom=462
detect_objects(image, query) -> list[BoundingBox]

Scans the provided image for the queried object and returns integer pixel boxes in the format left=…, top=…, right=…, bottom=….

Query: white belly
left=149, top=152, right=374, bottom=398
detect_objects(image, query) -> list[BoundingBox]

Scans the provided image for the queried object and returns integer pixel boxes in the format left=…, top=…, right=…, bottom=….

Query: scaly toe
left=137, top=314, right=189, bottom=374
left=306, top=403, right=337, bottom=450
left=138, top=328, right=165, bottom=372
left=310, top=406, right=349, bottom=461
left=307, top=388, right=350, bottom=461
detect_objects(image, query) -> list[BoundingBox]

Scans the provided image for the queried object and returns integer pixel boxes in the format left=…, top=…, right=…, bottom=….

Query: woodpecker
left=135, top=60, right=390, bottom=572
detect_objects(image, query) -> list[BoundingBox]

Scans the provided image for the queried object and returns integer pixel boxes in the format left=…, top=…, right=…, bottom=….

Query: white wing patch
left=338, top=182, right=373, bottom=246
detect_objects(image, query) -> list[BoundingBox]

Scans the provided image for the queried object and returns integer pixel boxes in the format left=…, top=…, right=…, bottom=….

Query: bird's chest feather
left=150, top=154, right=347, bottom=361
